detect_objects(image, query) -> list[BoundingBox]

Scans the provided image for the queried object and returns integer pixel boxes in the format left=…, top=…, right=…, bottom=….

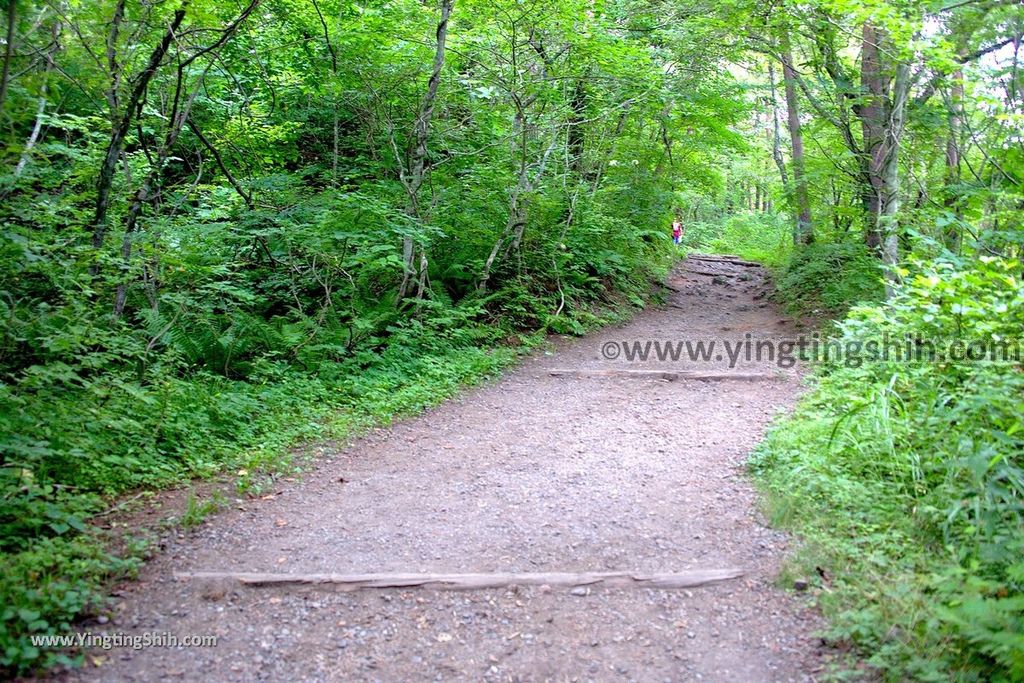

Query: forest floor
left=60, top=256, right=826, bottom=682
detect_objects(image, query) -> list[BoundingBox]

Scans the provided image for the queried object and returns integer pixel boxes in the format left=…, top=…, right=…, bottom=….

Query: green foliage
left=684, top=213, right=793, bottom=268
left=751, top=256, right=1024, bottom=680
left=0, top=534, right=142, bottom=672
left=0, top=307, right=546, bottom=675
left=775, top=242, right=885, bottom=316
left=691, top=214, right=884, bottom=318
left=178, top=493, right=221, bottom=529
left=0, top=0, right=729, bottom=669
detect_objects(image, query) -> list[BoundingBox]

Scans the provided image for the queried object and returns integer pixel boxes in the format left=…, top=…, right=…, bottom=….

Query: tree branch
left=914, top=34, right=1022, bottom=107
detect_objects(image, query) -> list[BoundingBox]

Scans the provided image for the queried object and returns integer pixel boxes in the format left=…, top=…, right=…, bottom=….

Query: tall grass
left=751, top=256, right=1024, bottom=680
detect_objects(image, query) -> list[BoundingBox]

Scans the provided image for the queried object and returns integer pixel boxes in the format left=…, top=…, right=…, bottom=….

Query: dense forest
left=0, top=0, right=1022, bottom=677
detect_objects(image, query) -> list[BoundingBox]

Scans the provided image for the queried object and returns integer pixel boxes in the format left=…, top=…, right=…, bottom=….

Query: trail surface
left=68, top=257, right=823, bottom=682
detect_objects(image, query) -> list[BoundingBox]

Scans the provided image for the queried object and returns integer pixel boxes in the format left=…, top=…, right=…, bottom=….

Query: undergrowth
left=682, top=212, right=793, bottom=268
left=0, top=251, right=665, bottom=675
left=773, top=242, right=884, bottom=316
left=0, top=330, right=521, bottom=672
left=750, top=256, right=1024, bottom=681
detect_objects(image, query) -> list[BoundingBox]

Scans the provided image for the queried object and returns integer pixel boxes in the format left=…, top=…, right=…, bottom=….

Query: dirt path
left=67, top=257, right=823, bottom=682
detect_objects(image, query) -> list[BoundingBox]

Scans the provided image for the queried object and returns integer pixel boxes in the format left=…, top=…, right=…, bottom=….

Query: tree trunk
left=567, top=77, right=586, bottom=173
left=479, top=182, right=526, bottom=293
left=397, top=0, right=453, bottom=301
left=91, top=9, right=187, bottom=252
left=14, top=20, right=59, bottom=177
left=858, top=23, right=908, bottom=295
left=779, top=31, right=813, bottom=244
left=943, top=70, right=964, bottom=251
left=477, top=100, right=558, bottom=293
left=767, top=63, right=790, bottom=190
left=0, top=0, right=16, bottom=116
left=878, top=61, right=909, bottom=297
left=859, top=23, right=889, bottom=252
left=310, top=0, right=339, bottom=187
left=113, top=83, right=206, bottom=318
left=110, top=0, right=260, bottom=315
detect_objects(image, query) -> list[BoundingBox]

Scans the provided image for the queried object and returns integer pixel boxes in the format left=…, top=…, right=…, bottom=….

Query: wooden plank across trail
left=686, top=254, right=761, bottom=268
left=175, top=569, right=744, bottom=592
left=549, top=369, right=783, bottom=382
left=683, top=268, right=734, bottom=277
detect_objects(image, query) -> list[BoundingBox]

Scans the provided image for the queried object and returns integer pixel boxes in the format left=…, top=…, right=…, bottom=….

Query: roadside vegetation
left=697, top=2, right=1023, bottom=679
left=752, top=255, right=1023, bottom=680
left=0, top=0, right=729, bottom=672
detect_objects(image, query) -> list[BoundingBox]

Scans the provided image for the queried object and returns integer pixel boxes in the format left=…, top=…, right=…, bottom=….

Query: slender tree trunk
left=479, top=131, right=529, bottom=293
left=478, top=122, right=558, bottom=293
left=113, top=173, right=157, bottom=318
left=767, top=63, right=790, bottom=189
left=92, top=9, right=187, bottom=252
left=111, top=0, right=260, bottom=315
left=858, top=23, right=908, bottom=295
left=567, top=78, right=586, bottom=173
left=310, top=0, right=338, bottom=186
left=105, top=0, right=125, bottom=124
left=113, top=84, right=205, bottom=318
left=509, top=129, right=557, bottom=254
left=14, top=90, right=47, bottom=176
left=878, top=61, right=909, bottom=296
left=14, top=20, right=58, bottom=177
left=943, top=70, right=964, bottom=251
left=859, top=23, right=888, bottom=252
left=188, top=120, right=253, bottom=208
left=779, top=31, right=813, bottom=244
left=397, top=0, right=452, bottom=301
left=0, top=0, right=16, bottom=116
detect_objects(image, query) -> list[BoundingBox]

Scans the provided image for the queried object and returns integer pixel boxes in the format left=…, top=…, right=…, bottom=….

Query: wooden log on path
left=683, top=268, right=732, bottom=277
left=175, top=569, right=745, bottom=592
left=548, top=369, right=783, bottom=382
left=686, top=255, right=761, bottom=267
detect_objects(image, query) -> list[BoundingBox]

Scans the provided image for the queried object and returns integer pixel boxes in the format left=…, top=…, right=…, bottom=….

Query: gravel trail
left=66, top=257, right=824, bottom=682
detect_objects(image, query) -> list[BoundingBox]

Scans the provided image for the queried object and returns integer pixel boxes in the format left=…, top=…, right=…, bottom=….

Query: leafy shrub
left=775, top=241, right=884, bottom=315
left=711, top=213, right=793, bottom=267
left=751, top=256, right=1024, bottom=680
left=0, top=1, right=703, bottom=671
left=0, top=535, right=142, bottom=672
left=0, top=210, right=666, bottom=674
left=682, top=212, right=793, bottom=268
left=0, top=317, right=532, bottom=675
